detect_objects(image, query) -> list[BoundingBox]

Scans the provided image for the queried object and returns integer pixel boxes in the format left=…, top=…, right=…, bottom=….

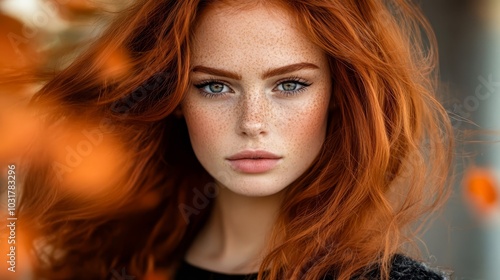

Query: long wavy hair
left=17, top=0, right=454, bottom=279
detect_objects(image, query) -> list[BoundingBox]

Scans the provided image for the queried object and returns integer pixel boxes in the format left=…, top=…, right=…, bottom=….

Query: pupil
left=210, top=83, right=223, bottom=92
left=283, top=82, right=296, bottom=91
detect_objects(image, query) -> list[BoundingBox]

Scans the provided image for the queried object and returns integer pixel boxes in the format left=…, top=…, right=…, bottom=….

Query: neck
left=185, top=182, right=285, bottom=274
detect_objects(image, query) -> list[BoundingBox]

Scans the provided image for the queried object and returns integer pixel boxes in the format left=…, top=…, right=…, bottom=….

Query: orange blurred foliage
left=48, top=0, right=100, bottom=21
left=0, top=97, right=42, bottom=165
left=0, top=13, right=44, bottom=96
left=46, top=118, right=129, bottom=200
left=97, top=45, right=133, bottom=82
left=463, top=167, right=499, bottom=213
left=0, top=13, right=40, bottom=70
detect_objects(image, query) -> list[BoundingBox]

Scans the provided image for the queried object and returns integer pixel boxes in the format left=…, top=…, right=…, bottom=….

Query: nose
left=237, top=91, right=270, bottom=137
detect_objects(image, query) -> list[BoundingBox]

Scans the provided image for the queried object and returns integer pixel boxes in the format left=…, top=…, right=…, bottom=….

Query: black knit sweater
left=174, top=254, right=452, bottom=280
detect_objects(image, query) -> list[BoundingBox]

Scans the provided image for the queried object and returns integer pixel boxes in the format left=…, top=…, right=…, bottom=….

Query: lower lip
left=226, top=158, right=281, bottom=173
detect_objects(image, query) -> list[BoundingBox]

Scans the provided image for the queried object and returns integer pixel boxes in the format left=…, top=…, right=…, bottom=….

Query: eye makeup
left=193, top=76, right=312, bottom=99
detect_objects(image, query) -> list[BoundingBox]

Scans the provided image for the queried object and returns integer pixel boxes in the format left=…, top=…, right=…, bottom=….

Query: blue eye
left=193, top=77, right=312, bottom=99
left=277, top=82, right=304, bottom=92
left=274, top=78, right=311, bottom=96
left=194, top=80, right=232, bottom=98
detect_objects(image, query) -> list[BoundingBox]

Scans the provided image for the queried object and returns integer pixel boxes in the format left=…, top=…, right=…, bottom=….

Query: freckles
left=184, top=99, right=232, bottom=149
left=194, top=108, right=222, bottom=136
left=289, top=92, right=330, bottom=143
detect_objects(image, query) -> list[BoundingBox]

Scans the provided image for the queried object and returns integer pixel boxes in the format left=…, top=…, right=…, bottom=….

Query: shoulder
left=384, top=254, right=452, bottom=280
left=322, top=254, right=452, bottom=280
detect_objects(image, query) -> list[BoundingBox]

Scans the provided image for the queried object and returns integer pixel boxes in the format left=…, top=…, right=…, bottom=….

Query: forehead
left=190, top=3, right=328, bottom=70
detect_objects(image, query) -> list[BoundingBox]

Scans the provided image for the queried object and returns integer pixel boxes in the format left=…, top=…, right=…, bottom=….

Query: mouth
left=226, top=149, right=282, bottom=173
left=226, top=150, right=281, bottom=161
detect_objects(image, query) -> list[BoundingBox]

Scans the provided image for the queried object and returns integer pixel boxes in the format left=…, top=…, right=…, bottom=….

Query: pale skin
left=178, top=2, right=332, bottom=274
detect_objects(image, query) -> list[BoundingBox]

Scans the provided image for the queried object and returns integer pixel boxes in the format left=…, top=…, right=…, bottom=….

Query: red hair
left=17, top=0, right=453, bottom=279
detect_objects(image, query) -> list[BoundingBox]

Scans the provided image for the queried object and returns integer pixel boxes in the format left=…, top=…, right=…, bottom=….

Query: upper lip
left=226, top=150, right=282, bottom=160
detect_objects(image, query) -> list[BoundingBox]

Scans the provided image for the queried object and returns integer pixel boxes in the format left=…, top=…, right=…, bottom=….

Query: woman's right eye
left=194, top=81, right=232, bottom=98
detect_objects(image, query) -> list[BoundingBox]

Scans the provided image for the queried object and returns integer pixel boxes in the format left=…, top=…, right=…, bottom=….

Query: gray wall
left=421, top=1, right=500, bottom=279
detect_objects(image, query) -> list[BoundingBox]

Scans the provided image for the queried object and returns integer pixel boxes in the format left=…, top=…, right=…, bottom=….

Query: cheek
left=182, top=100, right=228, bottom=156
left=185, top=109, right=212, bottom=139
left=284, top=92, right=330, bottom=147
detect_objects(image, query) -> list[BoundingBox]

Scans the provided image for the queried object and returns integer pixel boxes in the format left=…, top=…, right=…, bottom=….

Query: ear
left=173, top=104, right=183, bottom=118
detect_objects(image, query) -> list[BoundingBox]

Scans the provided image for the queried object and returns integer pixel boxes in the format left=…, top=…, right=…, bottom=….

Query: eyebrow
left=191, top=62, right=320, bottom=80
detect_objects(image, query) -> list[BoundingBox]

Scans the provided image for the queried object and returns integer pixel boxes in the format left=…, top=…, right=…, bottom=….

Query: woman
left=18, top=0, right=454, bottom=279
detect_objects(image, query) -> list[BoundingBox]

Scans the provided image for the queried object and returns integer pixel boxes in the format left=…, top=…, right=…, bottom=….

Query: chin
left=217, top=177, right=288, bottom=197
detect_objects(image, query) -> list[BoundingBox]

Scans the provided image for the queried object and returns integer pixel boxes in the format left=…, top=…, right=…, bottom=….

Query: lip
left=226, top=150, right=281, bottom=160
left=226, top=150, right=282, bottom=173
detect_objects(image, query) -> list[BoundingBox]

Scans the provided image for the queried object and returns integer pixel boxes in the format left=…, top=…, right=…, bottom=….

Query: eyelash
left=193, top=76, right=312, bottom=99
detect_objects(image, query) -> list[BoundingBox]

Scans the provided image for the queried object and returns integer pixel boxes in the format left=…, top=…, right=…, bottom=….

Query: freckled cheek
left=285, top=96, right=330, bottom=145
left=184, top=106, right=229, bottom=151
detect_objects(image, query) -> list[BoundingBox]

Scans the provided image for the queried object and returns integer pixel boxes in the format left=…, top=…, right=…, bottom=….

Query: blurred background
left=420, top=1, right=500, bottom=280
left=0, top=0, right=499, bottom=279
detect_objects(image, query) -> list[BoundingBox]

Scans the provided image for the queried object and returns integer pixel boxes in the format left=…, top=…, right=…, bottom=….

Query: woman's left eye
left=277, top=82, right=302, bottom=91
left=274, top=79, right=311, bottom=96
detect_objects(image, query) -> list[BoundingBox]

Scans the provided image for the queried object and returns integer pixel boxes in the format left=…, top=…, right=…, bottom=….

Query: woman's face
left=180, top=3, right=331, bottom=197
